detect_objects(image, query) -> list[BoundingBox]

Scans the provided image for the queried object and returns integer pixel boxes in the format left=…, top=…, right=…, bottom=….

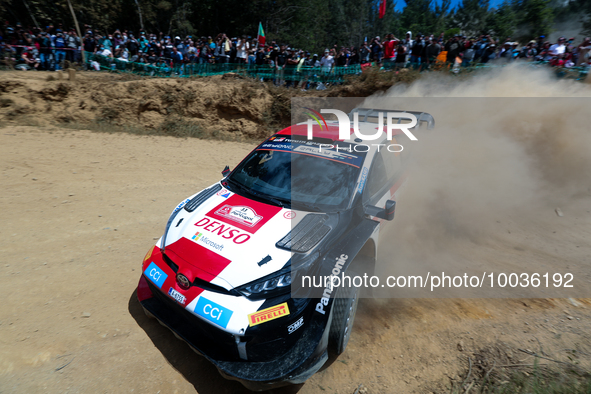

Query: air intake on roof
left=276, top=214, right=331, bottom=253
left=184, top=184, right=222, bottom=212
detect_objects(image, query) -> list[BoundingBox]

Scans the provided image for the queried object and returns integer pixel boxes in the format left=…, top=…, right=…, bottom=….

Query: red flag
left=379, top=0, right=386, bottom=18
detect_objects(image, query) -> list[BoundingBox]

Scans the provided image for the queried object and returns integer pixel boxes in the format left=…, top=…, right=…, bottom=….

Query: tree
left=520, top=0, right=554, bottom=37
left=488, top=1, right=517, bottom=40
left=452, top=0, right=490, bottom=36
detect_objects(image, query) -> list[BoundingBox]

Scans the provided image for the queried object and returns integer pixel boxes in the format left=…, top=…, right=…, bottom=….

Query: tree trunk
left=134, top=0, right=144, bottom=31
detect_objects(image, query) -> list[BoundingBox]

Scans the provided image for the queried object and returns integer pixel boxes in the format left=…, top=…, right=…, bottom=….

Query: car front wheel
left=328, top=281, right=360, bottom=355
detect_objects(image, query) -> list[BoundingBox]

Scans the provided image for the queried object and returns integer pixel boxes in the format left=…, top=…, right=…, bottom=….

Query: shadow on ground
left=127, top=290, right=306, bottom=393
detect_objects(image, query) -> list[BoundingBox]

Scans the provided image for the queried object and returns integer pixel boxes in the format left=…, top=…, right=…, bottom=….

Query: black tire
left=328, top=280, right=360, bottom=355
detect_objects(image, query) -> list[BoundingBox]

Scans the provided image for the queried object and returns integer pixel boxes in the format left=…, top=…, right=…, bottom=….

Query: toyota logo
left=176, top=273, right=191, bottom=290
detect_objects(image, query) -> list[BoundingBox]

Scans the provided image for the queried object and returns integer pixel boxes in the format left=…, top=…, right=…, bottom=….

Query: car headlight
left=236, top=269, right=292, bottom=300
left=235, top=250, right=323, bottom=300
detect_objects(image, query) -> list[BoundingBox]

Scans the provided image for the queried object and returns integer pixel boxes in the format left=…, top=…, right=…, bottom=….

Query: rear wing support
left=348, top=108, right=435, bottom=129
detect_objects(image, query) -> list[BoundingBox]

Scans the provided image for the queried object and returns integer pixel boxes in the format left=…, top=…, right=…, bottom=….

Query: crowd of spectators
left=2, top=21, right=591, bottom=77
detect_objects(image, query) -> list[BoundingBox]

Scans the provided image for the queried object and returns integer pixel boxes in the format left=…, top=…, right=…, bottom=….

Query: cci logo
left=306, top=109, right=418, bottom=141
left=195, top=296, right=233, bottom=328
left=144, top=262, right=168, bottom=288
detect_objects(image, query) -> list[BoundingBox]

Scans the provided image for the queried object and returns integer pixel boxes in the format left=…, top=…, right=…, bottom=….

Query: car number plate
left=168, top=287, right=186, bottom=305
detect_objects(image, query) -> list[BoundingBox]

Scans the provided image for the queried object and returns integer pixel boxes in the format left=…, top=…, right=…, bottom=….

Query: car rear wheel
left=328, top=281, right=360, bottom=355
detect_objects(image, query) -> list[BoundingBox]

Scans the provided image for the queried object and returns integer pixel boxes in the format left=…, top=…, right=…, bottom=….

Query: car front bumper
left=137, top=275, right=330, bottom=390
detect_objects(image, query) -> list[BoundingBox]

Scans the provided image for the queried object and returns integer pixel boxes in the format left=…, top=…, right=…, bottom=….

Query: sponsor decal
left=259, top=140, right=364, bottom=168
left=315, top=254, right=348, bottom=315
left=173, top=198, right=191, bottom=213
left=216, top=189, right=231, bottom=198
left=283, top=211, right=296, bottom=219
left=168, top=287, right=186, bottom=305
left=194, top=218, right=251, bottom=244
left=357, top=167, right=369, bottom=194
left=248, top=302, right=290, bottom=326
left=257, top=255, right=272, bottom=267
left=191, top=231, right=225, bottom=251
left=215, top=205, right=263, bottom=228
left=144, top=262, right=168, bottom=289
left=207, top=194, right=281, bottom=233
left=294, top=145, right=358, bottom=162
left=288, top=317, right=304, bottom=334
left=195, top=296, right=233, bottom=329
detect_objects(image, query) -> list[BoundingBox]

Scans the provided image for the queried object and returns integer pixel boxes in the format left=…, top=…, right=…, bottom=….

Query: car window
left=364, top=152, right=387, bottom=201
left=228, top=146, right=363, bottom=211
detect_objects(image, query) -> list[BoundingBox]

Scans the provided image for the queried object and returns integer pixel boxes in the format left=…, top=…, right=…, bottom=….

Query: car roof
left=275, top=120, right=407, bottom=143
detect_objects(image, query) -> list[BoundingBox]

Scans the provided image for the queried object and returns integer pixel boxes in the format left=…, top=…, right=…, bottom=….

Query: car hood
left=162, top=183, right=304, bottom=289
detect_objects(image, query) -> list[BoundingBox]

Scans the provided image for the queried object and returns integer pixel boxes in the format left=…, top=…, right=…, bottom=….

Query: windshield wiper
left=225, top=178, right=289, bottom=208
left=292, top=201, right=322, bottom=212
left=262, top=195, right=291, bottom=208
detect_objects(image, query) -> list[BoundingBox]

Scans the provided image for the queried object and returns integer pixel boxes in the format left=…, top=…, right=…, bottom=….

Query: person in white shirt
left=548, top=37, right=566, bottom=60
left=320, top=49, right=334, bottom=73
left=236, top=35, right=249, bottom=64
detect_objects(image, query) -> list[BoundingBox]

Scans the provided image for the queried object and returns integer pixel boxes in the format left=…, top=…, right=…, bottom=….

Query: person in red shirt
left=383, top=33, right=398, bottom=66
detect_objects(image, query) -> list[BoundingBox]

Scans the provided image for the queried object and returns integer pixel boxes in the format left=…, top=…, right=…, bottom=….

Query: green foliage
left=488, top=1, right=517, bottom=40
left=0, top=0, right=563, bottom=49
left=522, top=0, right=554, bottom=37
left=452, top=0, right=490, bottom=36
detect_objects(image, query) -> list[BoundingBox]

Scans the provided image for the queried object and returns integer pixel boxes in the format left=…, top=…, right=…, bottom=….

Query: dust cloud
left=362, top=65, right=591, bottom=298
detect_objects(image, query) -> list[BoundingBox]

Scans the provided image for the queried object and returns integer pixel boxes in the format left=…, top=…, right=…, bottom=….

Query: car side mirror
left=222, top=165, right=230, bottom=177
left=365, top=200, right=396, bottom=221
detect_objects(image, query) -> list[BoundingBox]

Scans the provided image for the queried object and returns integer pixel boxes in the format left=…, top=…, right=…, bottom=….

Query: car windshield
left=227, top=139, right=365, bottom=211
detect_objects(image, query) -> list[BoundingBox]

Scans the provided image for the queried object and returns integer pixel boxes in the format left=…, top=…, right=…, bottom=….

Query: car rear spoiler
left=348, top=108, right=435, bottom=129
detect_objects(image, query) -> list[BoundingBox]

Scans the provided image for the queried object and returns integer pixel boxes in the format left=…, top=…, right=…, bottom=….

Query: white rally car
left=136, top=108, right=434, bottom=390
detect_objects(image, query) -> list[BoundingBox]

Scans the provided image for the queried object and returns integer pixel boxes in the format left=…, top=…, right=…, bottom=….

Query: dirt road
left=1, top=125, right=590, bottom=393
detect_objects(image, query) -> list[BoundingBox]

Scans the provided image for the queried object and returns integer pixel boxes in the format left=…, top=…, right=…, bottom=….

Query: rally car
left=136, top=108, right=434, bottom=390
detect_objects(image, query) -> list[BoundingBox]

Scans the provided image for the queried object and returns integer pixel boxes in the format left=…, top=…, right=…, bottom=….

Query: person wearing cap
left=522, top=41, right=538, bottom=59
left=370, top=36, right=382, bottom=63
left=410, top=33, right=425, bottom=68
left=320, top=48, right=334, bottom=73
left=548, top=37, right=566, bottom=60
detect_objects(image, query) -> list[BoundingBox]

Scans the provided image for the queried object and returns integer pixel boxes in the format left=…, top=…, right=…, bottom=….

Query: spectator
left=370, top=36, right=382, bottom=63
left=66, top=29, right=80, bottom=62
left=410, top=33, right=425, bottom=68
left=236, top=35, right=248, bottom=64
left=425, top=38, right=441, bottom=67
left=383, top=33, right=397, bottom=65
left=39, top=31, right=52, bottom=70
left=548, top=37, right=566, bottom=59
left=359, top=41, right=370, bottom=64
left=445, top=35, right=462, bottom=63
left=521, top=41, right=538, bottom=59
left=394, top=42, right=407, bottom=68
left=320, top=48, right=334, bottom=72
left=53, top=31, right=66, bottom=70
left=576, top=37, right=591, bottom=66
left=21, top=46, right=39, bottom=70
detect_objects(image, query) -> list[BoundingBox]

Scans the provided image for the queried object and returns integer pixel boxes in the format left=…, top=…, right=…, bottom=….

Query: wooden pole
left=66, top=0, right=85, bottom=66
